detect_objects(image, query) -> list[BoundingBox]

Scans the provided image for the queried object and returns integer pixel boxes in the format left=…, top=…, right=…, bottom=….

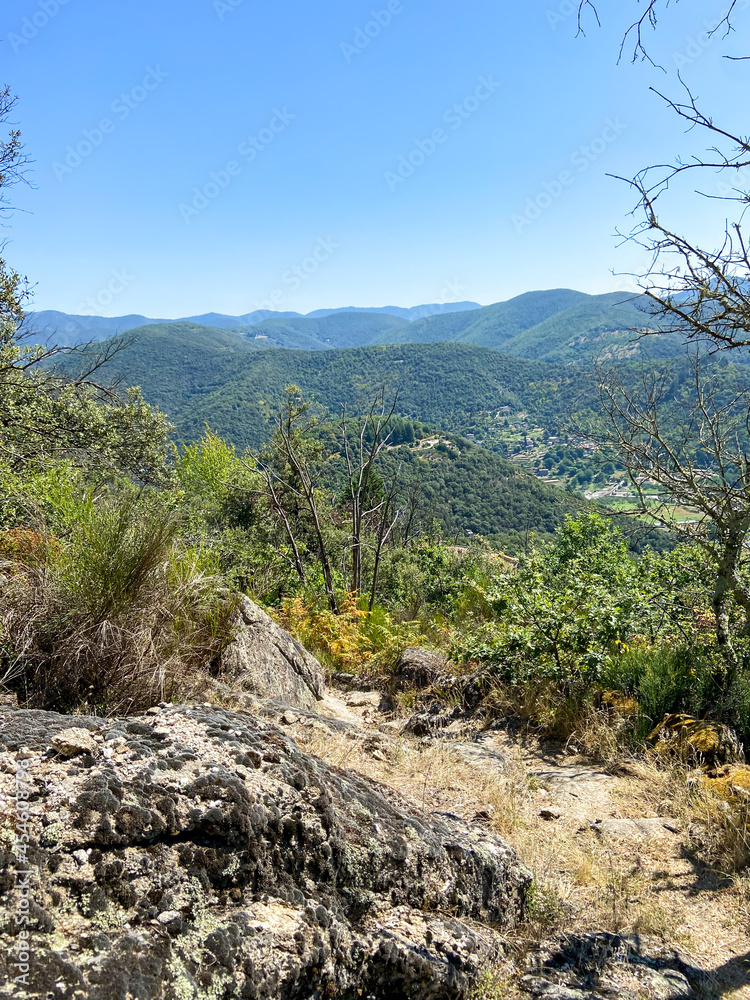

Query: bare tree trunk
left=713, top=578, right=739, bottom=682
left=599, top=358, right=750, bottom=696
left=266, top=479, right=306, bottom=583
left=305, top=486, right=338, bottom=613
left=341, top=392, right=398, bottom=598
left=369, top=504, right=400, bottom=613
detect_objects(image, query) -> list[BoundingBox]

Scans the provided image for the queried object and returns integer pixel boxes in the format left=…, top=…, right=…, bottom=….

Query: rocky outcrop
left=0, top=703, right=531, bottom=999
left=393, top=648, right=450, bottom=690
left=221, top=596, right=325, bottom=711
left=521, top=932, right=704, bottom=998
left=648, top=713, right=745, bottom=766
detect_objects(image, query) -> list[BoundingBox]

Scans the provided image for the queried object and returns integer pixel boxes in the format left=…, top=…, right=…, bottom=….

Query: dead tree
left=247, top=386, right=338, bottom=613
left=340, top=390, right=398, bottom=597
left=573, top=5, right=750, bottom=355
left=607, top=83, right=750, bottom=358
left=368, top=470, right=402, bottom=612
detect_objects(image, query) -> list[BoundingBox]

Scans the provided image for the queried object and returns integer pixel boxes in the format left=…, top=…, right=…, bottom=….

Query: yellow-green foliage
left=277, top=594, right=425, bottom=672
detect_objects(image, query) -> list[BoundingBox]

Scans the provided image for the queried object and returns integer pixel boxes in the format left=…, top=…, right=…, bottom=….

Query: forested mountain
left=379, top=288, right=591, bottom=347
left=24, top=310, right=168, bottom=347
left=30, top=287, right=688, bottom=361
left=498, top=292, right=683, bottom=362
left=379, top=437, right=582, bottom=550
left=69, top=330, right=596, bottom=448
left=304, top=301, right=481, bottom=320
left=26, top=300, right=479, bottom=347
left=243, top=312, right=411, bottom=350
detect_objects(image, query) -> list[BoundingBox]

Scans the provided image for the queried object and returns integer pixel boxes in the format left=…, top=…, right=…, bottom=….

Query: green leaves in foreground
left=454, top=511, right=684, bottom=688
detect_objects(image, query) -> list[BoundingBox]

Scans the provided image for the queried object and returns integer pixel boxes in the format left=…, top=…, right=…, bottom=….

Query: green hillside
left=101, top=322, right=257, bottom=416
left=82, top=329, right=594, bottom=448
left=499, top=292, right=682, bottom=362
left=378, top=437, right=580, bottom=550
left=369, top=288, right=588, bottom=347
left=249, top=311, right=409, bottom=349
left=58, top=324, right=685, bottom=552
left=453, top=288, right=592, bottom=348
left=33, top=287, right=698, bottom=363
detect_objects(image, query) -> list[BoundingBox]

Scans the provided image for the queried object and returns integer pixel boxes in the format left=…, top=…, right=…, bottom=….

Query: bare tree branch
left=599, top=354, right=750, bottom=679
left=576, top=1, right=742, bottom=64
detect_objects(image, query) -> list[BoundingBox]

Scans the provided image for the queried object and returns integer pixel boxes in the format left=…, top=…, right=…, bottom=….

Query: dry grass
left=295, top=725, right=533, bottom=837
left=0, top=495, right=238, bottom=715
left=612, top=755, right=750, bottom=875
left=480, top=682, right=632, bottom=767
left=294, top=713, right=750, bottom=995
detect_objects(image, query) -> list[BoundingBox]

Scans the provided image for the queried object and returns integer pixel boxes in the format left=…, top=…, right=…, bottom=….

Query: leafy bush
left=376, top=541, right=499, bottom=623
left=455, top=512, right=643, bottom=690
left=0, top=461, right=96, bottom=536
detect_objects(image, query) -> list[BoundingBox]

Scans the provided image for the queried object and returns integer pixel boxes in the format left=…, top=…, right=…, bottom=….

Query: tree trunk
left=713, top=571, right=739, bottom=687
left=305, top=485, right=338, bottom=613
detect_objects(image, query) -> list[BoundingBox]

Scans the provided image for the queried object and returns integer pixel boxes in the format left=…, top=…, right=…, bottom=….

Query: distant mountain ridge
left=25, top=301, right=481, bottom=347
left=27, top=287, right=681, bottom=361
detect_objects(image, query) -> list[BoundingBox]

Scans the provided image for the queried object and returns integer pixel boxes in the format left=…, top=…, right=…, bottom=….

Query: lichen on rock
left=221, top=596, right=326, bottom=711
left=0, top=703, right=531, bottom=999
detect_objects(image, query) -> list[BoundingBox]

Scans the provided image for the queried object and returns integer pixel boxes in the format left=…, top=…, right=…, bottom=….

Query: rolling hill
left=379, top=288, right=591, bottom=348
left=65, top=327, right=595, bottom=449
left=29, top=288, right=685, bottom=362
left=26, top=300, right=479, bottom=347
left=57, top=324, right=680, bottom=553
left=498, top=292, right=682, bottom=362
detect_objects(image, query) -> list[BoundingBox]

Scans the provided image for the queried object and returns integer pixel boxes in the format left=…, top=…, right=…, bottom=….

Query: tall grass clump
left=0, top=491, right=237, bottom=714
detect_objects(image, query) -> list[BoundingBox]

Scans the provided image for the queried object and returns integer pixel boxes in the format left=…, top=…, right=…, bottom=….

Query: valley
left=48, top=302, right=731, bottom=547
left=4, top=6, right=750, bottom=997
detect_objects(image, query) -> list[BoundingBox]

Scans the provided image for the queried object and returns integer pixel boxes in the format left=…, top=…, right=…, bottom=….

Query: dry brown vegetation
left=0, top=495, right=238, bottom=714
left=292, top=709, right=750, bottom=999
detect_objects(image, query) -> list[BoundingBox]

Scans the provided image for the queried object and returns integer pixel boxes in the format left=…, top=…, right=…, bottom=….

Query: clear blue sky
left=2, top=0, right=748, bottom=317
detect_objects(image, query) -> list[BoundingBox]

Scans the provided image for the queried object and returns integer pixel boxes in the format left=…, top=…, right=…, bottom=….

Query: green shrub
left=0, top=491, right=237, bottom=713
left=455, top=512, right=642, bottom=690
left=603, top=643, right=749, bottom=744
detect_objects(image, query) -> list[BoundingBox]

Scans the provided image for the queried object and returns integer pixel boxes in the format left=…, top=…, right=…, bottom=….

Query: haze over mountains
left=26, top=300, right=481, bottom=347
left=27, top=287, right=680, bottom=362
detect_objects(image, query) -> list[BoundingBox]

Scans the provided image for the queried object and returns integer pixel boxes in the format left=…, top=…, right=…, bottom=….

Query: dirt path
left=297, top=694, right=750, bottom=999
left=456, top=727, right=750, bottom=999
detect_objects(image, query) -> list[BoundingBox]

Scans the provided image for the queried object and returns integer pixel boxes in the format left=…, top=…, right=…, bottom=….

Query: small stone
left=379, top=721, right=401, bottom=733
left=345, top=691, right=382, bottom=709
left=281, top=711, right=299, bottom=726
left=539, top=809, right=561, bottom=821
left=593, top=817, right=680, bottom=839
left=50, top=728, right=97, bottom=757
left=72, top=850, right=89, bottom=866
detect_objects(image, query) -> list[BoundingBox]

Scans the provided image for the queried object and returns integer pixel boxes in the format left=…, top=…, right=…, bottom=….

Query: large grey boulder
left=0, top=704, right=531, bottom=999
left=222, top=596, right=325, bottom=711
left=393, top=647, right=450, bottom=689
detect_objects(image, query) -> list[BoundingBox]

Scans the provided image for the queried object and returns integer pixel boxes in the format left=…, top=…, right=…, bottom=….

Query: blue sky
left=2, top=0, right=748, bottom=317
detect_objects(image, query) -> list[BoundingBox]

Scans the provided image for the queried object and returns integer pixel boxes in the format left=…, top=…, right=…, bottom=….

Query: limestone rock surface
left=0, top=703, right=531, bottom=999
